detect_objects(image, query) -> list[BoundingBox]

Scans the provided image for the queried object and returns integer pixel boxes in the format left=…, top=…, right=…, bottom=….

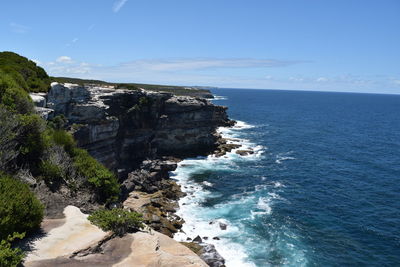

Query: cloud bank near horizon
left=40, top=56, right=400, bottom=94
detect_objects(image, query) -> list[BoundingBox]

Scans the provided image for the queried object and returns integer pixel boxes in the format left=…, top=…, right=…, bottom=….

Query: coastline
left=171, top=120, right=264, bottom=267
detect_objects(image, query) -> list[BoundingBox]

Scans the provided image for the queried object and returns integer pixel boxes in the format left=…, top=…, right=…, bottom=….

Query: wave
left=211, top=95, right=228, bottom=100
left=171, top=119, right=307, bottom=266
left=171, top=120, right=264, bottom=266
left=275, top=151, right=296, bottom=164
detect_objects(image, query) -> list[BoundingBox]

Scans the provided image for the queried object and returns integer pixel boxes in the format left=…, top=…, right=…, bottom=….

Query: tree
left=0, top=174, right=44, bottom=240
left=0, top=108, right=21, bottom=171
left=88, top=208, right=144, bottom=236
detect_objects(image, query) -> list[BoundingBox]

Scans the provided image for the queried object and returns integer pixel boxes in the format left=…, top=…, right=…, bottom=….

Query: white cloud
left=392, top=79, right=400, bottom=86
left=316, top=77, right=328, bottom=82
left=10, top=22, right=29, bottom=33
left=115, top=58, right=300, bottom=72
left=56, top=56, right=73, bottom=63
left=32, top=59, right=41, bottom=65
left=289, top=77, right=304, bottom=82
left=40, top=57, right=399, bottom=94
left=113, top=0, right=128, bottom=13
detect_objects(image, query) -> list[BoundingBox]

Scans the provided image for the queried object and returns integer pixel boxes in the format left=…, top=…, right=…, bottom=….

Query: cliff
left=28, top=82, right=230, bottom=266
left=34, top=82, right=231, bottom=174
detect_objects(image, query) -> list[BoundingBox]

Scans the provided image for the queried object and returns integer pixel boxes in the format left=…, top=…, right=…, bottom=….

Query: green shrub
left=38, top=160, right=63, bottom=187
left=0, top=51, right=50, bottom=93
left=0, top=232, right=25, bottom=267
left=88, top=208, right=143, bottom=236
left=73, top=148, right=120, bottom=203
left=17, top=114, right=49, bottom=170
left=48, top=115, right=68, bottom=130
left=51, top=129, right=75, bottom=156
left=0, top=174, right=44, bottom=240
left=0, top=70, right=34, bottom=114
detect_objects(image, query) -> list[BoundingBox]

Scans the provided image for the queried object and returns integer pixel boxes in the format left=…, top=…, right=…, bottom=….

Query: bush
left=88, top=208, right=143, bottom=236
left=0, top=108, right=22, bottom=170
left=0, top=174, right=44, bottom=240
left=17, top=114, right=49, bottom=170
left=38, top=160, right=63, bottom=189
left=0, top=70, right=34, bottom=114
left=0, top=232, right=25, bottom=267
left=47, top=115, right=68, bottom=130
left=0, top=51, right=51, bottom=93
left=73, top=148, right=120, bottom=203
left=51, top=129, right=75, bottom=156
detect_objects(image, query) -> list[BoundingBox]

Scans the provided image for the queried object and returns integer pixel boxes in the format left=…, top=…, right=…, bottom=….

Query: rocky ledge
left=24, top=206, right=208, bottom=267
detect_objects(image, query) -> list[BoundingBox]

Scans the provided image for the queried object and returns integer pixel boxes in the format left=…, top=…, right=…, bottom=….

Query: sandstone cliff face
left=43, top=83, right=230, bottom=173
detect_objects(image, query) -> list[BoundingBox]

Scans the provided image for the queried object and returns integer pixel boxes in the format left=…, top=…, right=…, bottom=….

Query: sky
left=1, top=0, right=400, bottom=94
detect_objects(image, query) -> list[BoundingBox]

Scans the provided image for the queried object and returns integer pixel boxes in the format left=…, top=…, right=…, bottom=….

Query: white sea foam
left=211, top=95, right=228, bottom=100
left=171, top=119, right=264, bottom=267
left=273, top=181, right=285, bottom=188
left=275, top=151, right=296, bottom=164
left=257, top=197, right=272, bottom=214
left=202, top=181, right=214, bottom=187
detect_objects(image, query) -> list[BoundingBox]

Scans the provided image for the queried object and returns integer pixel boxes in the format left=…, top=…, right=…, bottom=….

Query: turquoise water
left=172, top=89, right=400, bottom=266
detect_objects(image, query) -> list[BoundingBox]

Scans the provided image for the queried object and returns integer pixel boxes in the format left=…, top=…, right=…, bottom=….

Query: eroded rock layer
left=43, top=83, right=231, bottom=173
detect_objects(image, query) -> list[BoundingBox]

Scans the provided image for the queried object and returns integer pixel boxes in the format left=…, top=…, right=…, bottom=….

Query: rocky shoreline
left=28, top=82, right=235, bottom=266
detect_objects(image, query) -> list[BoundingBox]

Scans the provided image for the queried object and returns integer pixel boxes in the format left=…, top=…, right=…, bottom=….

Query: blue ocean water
left=172, top=89, right=400, bottom=267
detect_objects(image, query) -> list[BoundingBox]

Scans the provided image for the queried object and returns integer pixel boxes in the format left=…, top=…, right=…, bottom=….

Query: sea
left=171, top=88, right=400, bottom=267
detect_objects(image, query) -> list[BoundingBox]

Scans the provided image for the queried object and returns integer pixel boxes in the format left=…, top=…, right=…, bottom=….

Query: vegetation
left=0, top=52, right=122, bottom=265
left=88, top=208, right=144, bottom=236
left=73, top=148, right=120, bottom=203
left=0, top=233, right=25, bottom=267
left=0, top=174, right=44, bottom=240
left=0, top=52, right=50, bottom=93
left=0, top=52, right=120, bottom=202
left=51, top=76, right=212, bottom=97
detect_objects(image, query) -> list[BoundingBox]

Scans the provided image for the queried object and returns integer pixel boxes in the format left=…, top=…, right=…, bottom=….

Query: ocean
left=171, top=88, right=400, bottom=267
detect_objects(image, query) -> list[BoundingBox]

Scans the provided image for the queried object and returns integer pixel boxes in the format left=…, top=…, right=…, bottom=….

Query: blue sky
left=1, top=0, right=400, bottom=93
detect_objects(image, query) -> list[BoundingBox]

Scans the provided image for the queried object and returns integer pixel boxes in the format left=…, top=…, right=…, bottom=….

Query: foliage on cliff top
left=0, top=51, right=50, bottom=93
left=51, top=76, right=212, bottom=97
left=73, top=148, right=120, bottom=203
left=0, top=51, right=120, bottom=203
left=0, top=174, right=44, bottom=240
left=0, top=69, right=35, bottom=114
left=88, top=208, right=144, bottom=236
left=0, top=232, right=25, bottom=267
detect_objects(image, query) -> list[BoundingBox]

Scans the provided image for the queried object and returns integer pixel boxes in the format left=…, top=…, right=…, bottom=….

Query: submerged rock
left=219, top=222, right=228, bottom=230
left=236, top=149, right=254, bottom=156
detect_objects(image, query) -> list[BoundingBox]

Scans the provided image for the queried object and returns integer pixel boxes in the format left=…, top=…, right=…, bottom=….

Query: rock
left=42, top=83, right=232, bottom=172
left=24, top=206, right=109, bottom=263
left=236, top=149, right=254, bottom=156
left=193, top=235, right=203, bottom=243
left=115, top=231, right=208, bottom=267
left=219, top=222, right=227, bottom=230
left=213, top=237, right=220, bottom=240
left=24, top=206, right=207, bottom=267
left=29, top=93, right=47, bottom=107
left=200, top=243, right=226, bottom=267
left=181, top=242, right=226, bottom=267
left=203, top=236, right=208, bottom=240
left=34, top=107, right=54, bottom=120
